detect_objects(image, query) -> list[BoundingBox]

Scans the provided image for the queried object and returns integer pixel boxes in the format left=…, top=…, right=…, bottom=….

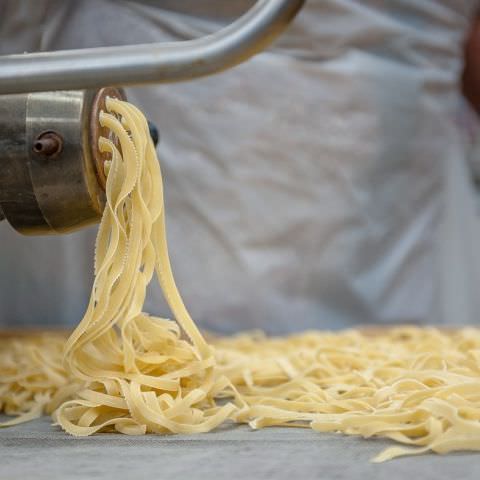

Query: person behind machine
left=1, top=0, right=480, bottom=333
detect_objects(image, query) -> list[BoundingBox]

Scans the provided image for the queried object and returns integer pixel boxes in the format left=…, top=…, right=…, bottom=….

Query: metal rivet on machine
left=32, top=131, right=63, bottom=157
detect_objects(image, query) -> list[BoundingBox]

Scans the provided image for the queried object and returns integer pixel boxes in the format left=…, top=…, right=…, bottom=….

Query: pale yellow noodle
left=1, top=99, right=480, bottom=462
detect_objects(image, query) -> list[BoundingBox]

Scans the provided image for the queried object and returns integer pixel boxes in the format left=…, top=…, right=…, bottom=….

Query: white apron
left=1, top=0, right=479, bottom=333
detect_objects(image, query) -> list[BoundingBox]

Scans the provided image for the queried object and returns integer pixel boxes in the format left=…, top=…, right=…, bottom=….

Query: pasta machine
left=0, top=0, right=304, bottom=235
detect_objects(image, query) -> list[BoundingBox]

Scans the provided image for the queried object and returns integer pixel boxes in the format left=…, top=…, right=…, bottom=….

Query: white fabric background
left=1, top=0, right=479, bottom=333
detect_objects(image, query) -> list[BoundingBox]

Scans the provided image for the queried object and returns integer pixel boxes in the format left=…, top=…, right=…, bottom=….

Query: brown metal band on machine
left=89, top=87, right=126, bottom=191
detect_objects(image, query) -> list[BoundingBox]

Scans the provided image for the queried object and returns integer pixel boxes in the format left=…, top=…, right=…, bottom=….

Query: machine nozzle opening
left=32, top=131, right=63, bottom=157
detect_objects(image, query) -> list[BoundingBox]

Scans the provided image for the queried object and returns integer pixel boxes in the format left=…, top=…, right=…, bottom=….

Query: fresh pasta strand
left=1, top=99, right=480, bottom=462
left=56, top=98, right=235, bottom=436
left=213, top=327, right=480, bottom=461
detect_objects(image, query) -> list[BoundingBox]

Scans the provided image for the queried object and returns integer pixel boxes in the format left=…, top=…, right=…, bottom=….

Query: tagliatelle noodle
left=1, top=99, right=480, bottom=461
left=0, top=334, right=82, bottom=426
left=212, top=327, right=480, bottom=461
left=55, top=98, right=236, bottom=436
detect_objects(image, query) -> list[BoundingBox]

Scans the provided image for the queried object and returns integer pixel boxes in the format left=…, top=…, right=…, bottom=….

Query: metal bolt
left=147, top=120, right=160, bottom=147
left=33, top=131, right=63, bottom=157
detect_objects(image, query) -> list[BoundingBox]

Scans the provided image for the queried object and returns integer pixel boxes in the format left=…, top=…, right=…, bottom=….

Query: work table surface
left=1, top=416, right=478, bottom=479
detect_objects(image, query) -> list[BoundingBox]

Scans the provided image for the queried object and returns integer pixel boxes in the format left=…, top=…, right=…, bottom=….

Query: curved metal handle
left=0, top=0, right=304, bottom=95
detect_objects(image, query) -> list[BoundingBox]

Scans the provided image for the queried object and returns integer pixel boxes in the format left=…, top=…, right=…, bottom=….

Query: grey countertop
left=1, top=416, right=479, bottom=479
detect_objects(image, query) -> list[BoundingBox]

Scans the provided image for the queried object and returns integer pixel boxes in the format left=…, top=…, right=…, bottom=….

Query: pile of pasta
left=1, top=98, right=480, bottom=462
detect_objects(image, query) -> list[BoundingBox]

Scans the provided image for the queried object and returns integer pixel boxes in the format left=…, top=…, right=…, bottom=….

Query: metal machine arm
left=0, top=0, right=304, bottom=94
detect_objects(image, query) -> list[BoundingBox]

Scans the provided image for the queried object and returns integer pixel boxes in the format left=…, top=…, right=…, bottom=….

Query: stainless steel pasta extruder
left=0, top=0, right=304, bottom=235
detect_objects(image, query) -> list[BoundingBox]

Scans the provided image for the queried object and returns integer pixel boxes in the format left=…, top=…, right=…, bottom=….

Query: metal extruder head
left=0, top=88, right=125, bottom=235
